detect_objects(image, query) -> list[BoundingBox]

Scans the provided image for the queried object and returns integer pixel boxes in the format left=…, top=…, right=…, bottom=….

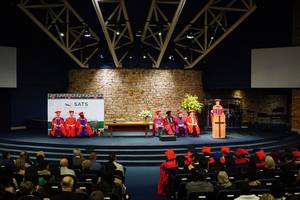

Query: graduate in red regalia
left=65, top=110, right=76, bottom=137
left=50, top=111, right=66, bottom=137
left=153, top=110, right=165, bottom=136
left=234, top=148, right=250, bottom=165
left=157, top=149, right=177, bottom=196
left=175, top=111, right=187, bottom=136
left=219, top=146, right=230, bottom=165
left=185, top=110, right=200, bottom=136
left=164, top=111, right=176, bottom=135
left=76, top=112, right=93, bottom=137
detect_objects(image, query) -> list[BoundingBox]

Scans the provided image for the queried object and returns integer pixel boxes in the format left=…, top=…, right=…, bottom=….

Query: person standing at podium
left=211, top=99, right=226, bottom=138
left=185, top=110, right=200, bottom=137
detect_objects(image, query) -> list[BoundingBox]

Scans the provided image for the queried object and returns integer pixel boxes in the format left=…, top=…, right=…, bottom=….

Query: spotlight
left=135, top=30, right=142, bottom=37
left=100, top=54, right=104, bottom=59
left=184, top=56, right=188, bottom=60
left=168, top=55, right=174, bottom=60
left=116, top=31, right=120, bottom=35
left=186, top=32, right=194, bottom=39
left=83, top=28, right=91, bottom=38
left=158, top=31, right=162, bottom=36
left=143, top=55, right=147, bottom=59
left=60, top=32, right=65, bottom=37
left=210, top=36, right=214, bottom=40
left=129, top=56, right=133, bottom=59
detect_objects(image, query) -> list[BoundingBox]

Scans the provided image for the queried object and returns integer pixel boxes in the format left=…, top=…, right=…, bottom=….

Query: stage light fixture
left=158, top=31, right=162, bottom=36
left=186, top=32, right=194, bottom=39
left=135, top=31, right=142, bottom=37
left=168, top=55, right=174, bottom=60
left=83, top=28, right=91, bottom=38
left=143, top=55, right=147, bottom=59
left=99, top=54, right=104, bottom=59
left=184, top=56, right=188, bottom=60
left=129, top=56, right=133, bottom=59
left=60, top=32, right=65, bottom=37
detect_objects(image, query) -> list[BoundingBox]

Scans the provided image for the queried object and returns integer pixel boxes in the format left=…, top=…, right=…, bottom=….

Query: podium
left=212, top=114, right=226, bottom=138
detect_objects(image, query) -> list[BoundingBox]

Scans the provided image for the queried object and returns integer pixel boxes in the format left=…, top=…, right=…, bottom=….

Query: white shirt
left=113, top=161, right=124, bottom=175
left=234, top=195, right=259, bottom=200
left=60, top=166, right=76, bottom=176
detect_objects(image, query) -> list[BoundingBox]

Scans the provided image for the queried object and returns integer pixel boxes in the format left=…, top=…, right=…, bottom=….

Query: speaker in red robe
left=65, top=110, right=76, bottom=137
left=76, top=112, right=93, bottom=137
left=50, top=111, right=66, bottom=137
left=185, top=110, right=200, bottom=136
left=152, top=110, right=165, bottom=136
left=164, top=111, right=176, bottom=135
left=157, top=149, right=177, bottom=196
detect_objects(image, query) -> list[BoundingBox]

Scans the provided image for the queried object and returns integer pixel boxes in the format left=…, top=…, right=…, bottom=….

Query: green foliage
left=180, top=94, right=204, bottom=113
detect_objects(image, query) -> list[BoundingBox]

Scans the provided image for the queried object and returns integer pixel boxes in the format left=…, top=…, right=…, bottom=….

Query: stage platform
left=0, top=130, right=299, bottom=166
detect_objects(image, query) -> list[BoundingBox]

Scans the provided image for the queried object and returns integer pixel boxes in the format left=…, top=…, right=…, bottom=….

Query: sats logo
left=74, top=102, right=88, bottom=107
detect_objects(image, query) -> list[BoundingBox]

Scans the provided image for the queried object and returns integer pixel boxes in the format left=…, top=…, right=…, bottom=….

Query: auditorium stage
left=0, top=130, right=300, bottom=166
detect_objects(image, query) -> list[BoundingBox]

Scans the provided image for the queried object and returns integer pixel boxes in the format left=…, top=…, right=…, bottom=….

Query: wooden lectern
left=211, top=99, right=226, bottom=138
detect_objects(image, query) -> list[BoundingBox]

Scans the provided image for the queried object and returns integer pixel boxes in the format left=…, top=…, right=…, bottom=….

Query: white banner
left=47, top=94, right=104, bottom=129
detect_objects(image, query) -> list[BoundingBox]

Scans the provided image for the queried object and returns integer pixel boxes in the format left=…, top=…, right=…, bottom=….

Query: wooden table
left=105, top=121, right=153, bottom=137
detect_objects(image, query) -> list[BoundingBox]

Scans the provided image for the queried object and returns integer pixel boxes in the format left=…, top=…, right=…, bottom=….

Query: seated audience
left=254, top=149, right=266, bottom=167
left=259, top=193, right=275, bottom=200
left=217, top=171, right=233, bottom=189
left=108, top=154, right=124, bottom=176
left=18, top=181, right=41, bottom=200
left=72, top=149, right=84, bottom=169
left=185, top=168, right=214, bottom=198
left=89, top=152, right=102, bottom=172
left=51, top=176, right=86, bottom=200
left=0, top=152, right=15, bottom=173
left=81, top=160, right=91, bottom=174
left=265, top=156, right=276, bottom=170
left=60, top=158, right=76, bottom=177
left=234, top=181, right=259, bottom=200
left=89, top=190, right=104, bottom=200
left=234, top=148, right=250, bottom=165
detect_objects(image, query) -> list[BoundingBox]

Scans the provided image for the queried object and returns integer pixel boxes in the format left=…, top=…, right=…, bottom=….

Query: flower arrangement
left=138, top=110, right=153, bottom=120
left=180, top=94, right=204, bottom=113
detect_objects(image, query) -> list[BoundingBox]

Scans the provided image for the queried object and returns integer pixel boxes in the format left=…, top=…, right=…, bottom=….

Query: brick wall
left=68, top=69, right=204, bottom=122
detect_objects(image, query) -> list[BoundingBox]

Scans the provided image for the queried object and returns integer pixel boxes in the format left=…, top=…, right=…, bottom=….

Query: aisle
left=125, top=166, right=165, bottom=200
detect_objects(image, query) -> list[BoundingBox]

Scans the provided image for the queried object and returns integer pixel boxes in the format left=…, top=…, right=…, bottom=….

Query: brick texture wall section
left=292, top=90, right=300, bottom=133
left=68, top=69, right=204, bottom=122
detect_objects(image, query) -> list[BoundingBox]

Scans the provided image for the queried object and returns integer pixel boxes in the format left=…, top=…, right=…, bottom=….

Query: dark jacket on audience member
left=51, top=192, right=87, bottom=200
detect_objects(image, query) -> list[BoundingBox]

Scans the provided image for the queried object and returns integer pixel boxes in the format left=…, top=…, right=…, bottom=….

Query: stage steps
left=0, top=132, right=300, bottom=166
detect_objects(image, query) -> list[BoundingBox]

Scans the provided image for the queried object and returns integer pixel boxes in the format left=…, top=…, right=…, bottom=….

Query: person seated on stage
left=175, top=111, right=187, bottom=136
left=50, top=111, right=66, bottom=137
left=152, top=110, right=165, bottom=136
left=202, top=146, right=215, bottom=165
left=185, top=110, right=200, bottom=137
left=76, top=112, right=93, bottom=137
left=164, top=111, right=176, bottom=135
left=157, top=149, right=177, bottom=196
left=65, top=110, right=77, bottom=138
left=234, top=148, right=250, bottom=165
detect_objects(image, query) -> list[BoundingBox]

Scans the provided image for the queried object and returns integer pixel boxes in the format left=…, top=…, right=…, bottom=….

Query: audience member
left=108, top=153, right=124, bottom=176
left=18, top=181, right=41, bottom=200
left=72, top=149, right=84, bottom=169
left=265, top=156, right=276, bottom=170
left=81, top=160, right=91, bottom=174
left=89, top=190, right=104, bottom=200
left=51, top=176, right=86, bottom=200
left=89, top=152, right=102, bottom=172
left=60, top=158, right=76, bottom=177
left=217, top=171, right=233, bottom=189
left=234, top=181, right=259, bottom=200
left=185, top=168, right=213, bottom=198
left=0, top=152, right=15, bottom=173
left=259, top=193, right=275, bottom=200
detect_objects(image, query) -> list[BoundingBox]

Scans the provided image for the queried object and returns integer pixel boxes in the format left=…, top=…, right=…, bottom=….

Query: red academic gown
left=76, top=118, right=93, bottom=137
left=50, top=117, right=66, bottom=137
left=153, top=116, right=165, bottom=136
left=65, top=117, right=77, bottom=137
left=185, top=115, right=200, bottom=135
left=164, top=116, right=176, bottom=135
left=157, top=159, right=177, bottom=196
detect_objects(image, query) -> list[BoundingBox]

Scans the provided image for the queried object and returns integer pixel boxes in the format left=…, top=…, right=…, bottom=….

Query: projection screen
left=251, top=46, right=300, bottom=88
left=0, top=46, right=17, bottom=88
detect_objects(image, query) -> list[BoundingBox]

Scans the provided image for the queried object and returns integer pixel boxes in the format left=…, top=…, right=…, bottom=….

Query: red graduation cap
left=215, top=99, right=221, bottom=102
left=78, top=112, right=84, bottom=116
left=55, top=111, right=61, bottom=114
left=165, top=149, right=176, bottom=160
left=178, top=111, right=183, bottom=115
left=292, top=151, right=300, bottom=158
left=202, top=146, right=211, bottom=154
left=155, top=110, right=161, bottom=114
left=235, top=148, right=249, bottom=156
left=255, top=149, right=266, bottom=161
left=221, top=146, right=230, bottom=154
left=69, top=110, right=74, bottom=113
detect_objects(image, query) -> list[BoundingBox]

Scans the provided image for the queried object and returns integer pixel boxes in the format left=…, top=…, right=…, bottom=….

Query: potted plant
left=180, top=94, right=204, bottom=113
left=138, top=110, right=153, bottom=122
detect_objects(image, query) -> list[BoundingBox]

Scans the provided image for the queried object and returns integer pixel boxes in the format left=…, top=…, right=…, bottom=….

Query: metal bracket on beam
left=18, top=0, right=101, bottom=68
left=91, top=0, right=134, bottom=68
left=174, top=0, right=256, bottom=69
left=141, top=0, right=186, bottom=68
